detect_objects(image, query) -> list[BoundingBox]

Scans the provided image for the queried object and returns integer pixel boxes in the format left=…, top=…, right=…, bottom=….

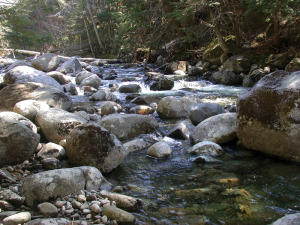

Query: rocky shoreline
left=0, top=53, right=300, bottom=225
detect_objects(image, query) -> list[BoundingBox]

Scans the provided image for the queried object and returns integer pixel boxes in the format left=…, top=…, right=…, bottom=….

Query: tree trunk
left=86, top=0, right=106, bottom=52
left=273, top=14, right=280, bottom=52
left=84, top=17, right=96, bottom=58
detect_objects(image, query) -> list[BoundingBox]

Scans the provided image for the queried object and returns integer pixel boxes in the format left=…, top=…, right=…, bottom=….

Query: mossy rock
left=202, top=36, right=236, bottom=66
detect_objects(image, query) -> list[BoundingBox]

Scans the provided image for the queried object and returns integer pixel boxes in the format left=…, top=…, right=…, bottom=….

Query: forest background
left=0, top=0, right=300, bottom=64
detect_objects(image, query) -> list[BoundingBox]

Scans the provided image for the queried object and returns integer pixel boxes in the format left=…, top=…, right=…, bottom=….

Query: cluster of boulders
left=0, top=51, right=299, bottom=225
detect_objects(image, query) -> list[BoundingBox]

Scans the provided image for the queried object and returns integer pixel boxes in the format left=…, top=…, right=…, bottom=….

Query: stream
left=1, top=61, right=300, bottom=224
left=71, top=63, right=300, bottom=225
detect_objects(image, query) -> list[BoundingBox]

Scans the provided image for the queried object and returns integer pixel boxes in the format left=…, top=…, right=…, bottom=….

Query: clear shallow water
left=1, top=61, right=300, bottom=224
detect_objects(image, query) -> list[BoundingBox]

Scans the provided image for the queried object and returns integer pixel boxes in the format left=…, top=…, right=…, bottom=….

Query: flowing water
left=1, top=61, right=300, bottom=224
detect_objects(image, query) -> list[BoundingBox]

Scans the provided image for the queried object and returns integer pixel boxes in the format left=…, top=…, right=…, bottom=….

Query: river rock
left=188, top=66, right=204, bottom=76
left=100, top=190, right=143, bottom=211
left=0, top=189, right=25, bottom=207
left=129, top=105, right=155, bottom=115
left=75, top=71, right=93, bottom=85
left=147, top=141, right=172, bottom=158
left=222, top=55, right=251, bottom=74
left=13, top=100, right=50, bottom=122
left=211, top=70, right=240, bottom=85
left=89, top=90, right=106, bottom=101
left=191, top=113, right=237, bottom=144
left=101, top=102, right=117, bottom=116
left=22, top=166, right=109, bottom=206
left=265, top=53, right=290, bottom=70
left=272, top=213, right=300, bottom=225
left=66, top=123, right=126, bottom=173
left=98, top=114, right=158, bottom=139
left=131, top=95, right=162, bottom=105
left=59, top=57, right=82, bottom=73
left=63, top=83, right=78, bottom=95
left=4, top=66, right=63, bottom=91
left=157, top=96, right=202, bottom=118
left=236, top=70, right=300, bottom=161
left=123, top=138, right=155, bottom=154
left=0, top=82, right=72, bottom=112
left=188, top=141, right=223, bottom=156
left=150, top=77, right=174, bottom=91
left=101, top=206, right=135, bottom=224
left=37, top=142, right=66, bottom=160
left=2, top=212, right=31, bottom=225
left=80, top=74, right=101, bottom=89
left=41, top=158, right=61, bottom=170
left=285, top=58, right=300, bottom=72
left=24, top=218, right=71, bottom=225
left=36, top=202, right=58, bottom=217
left=0, top=111, right=37, bottom=133
left=189, top=103, right=225, bottom=125
left=168, top=120, right=195, bottom=139
left=164, top=61, right=187, bottom=74
left=119, top=84, right=142, bottom=93
left=0, top=116, right=40, bottom=167
left=4, top=60, right=30, bottom=72
left=31, top=53, right=60, bottom=72
left=47, top=71, right=71, bottom=85
left=35, top=108, right=87, bottom=144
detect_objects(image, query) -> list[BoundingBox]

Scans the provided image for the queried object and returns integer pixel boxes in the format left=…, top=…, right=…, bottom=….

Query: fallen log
left=0, top=48, right=122, bottom=64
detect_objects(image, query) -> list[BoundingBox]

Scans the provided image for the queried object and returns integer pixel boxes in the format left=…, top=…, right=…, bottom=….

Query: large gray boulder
left=0, top=111, right=37, bottom=133
left=237, top=70, right=300, bottom=162
left=0, top=82, right=72, bottom=112
left=59, top=57, right=82, bottom=73
left=189, top=103, right=225, bottom=125
left=13, top=100, right=50, bottom=122
left=157, top=96, right=202, bottom=119
left=222, top=55, right=251, bottom=74
left=4, top=66, right=63, bottom=91
left=98, top=114, right=158, bottom=139
left=35, top=108, right=87, bottom=144
left=31, top=53, right=60, bottom=72
left=150, top=77, right=174, bottom=91
left=0, top=116, right=40, bottom=167
left=272, top=213, right=300, bottom=225
left=66, top=123, right=126, bottom=173
left=22, top=166, right=109, bottom=206
left=211, top=70, right=240, bottom=85
left=191, top=113, right=237, bottom=144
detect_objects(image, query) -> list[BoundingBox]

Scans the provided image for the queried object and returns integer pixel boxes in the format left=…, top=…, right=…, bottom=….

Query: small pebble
left=64, top=209, right=74, bottom=215
left=70, top=213, right=80, bottom=219
left=6, top=166, right=14, bottom=172
left=78, top=190, right=85, bottom=195
left=82, top=209, right=91, bottom=214
left=86, top=214, right=92, bottom=219
left=111, top=220, right=118, bottom=225
left=72, top=200, right=82, bottom=209
left=61, top=206, right=66, bottom=212
left=101, top=215, right=108, bottom=224
left=55, top=201, right=65, bottom=208
left=90, top=204, right=101, bottom=213
left=65, top=201, right=72, bottom=209
left=94, top=215, right=101, bottom=219
left=91, top=201, right=101, bottom=205
left=77, top=194, right=86, bottom=202
left=93, top=219, right=101, bottom=224
left=80, top=203, right=89, bottom=210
